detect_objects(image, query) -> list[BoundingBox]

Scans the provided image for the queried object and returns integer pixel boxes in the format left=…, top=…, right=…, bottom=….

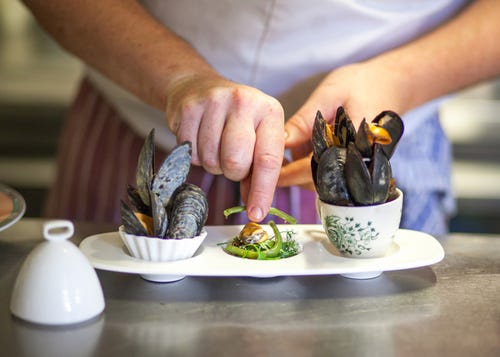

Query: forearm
left=367, top=0, right=500, bottom=113
left=22, top=0, right=217, bottom=110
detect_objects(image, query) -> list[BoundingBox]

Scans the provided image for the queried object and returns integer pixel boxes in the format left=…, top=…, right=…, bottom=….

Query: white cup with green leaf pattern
left=316, top=189, right=403, bottom=258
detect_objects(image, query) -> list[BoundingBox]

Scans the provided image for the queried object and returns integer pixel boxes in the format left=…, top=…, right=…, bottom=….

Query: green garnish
left=223, top=205, right=297, bottom=224
left=219, top=223, right=301, bottom=260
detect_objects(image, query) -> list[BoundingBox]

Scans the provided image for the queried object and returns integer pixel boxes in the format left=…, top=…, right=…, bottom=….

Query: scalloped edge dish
left=119, top=225, right=207, bottom=262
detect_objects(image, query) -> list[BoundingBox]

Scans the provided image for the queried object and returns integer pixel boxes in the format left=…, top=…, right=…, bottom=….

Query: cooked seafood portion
left=311, top=107, right=404, bottom=206
left=121, top=129, right=208, bottom=239
left=220, top=206, right=300, bottom=260
left=236, top=222, right=270, bottom=245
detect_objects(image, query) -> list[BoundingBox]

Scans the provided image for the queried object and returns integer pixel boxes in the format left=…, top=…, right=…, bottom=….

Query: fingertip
left=248, top=206, right=264, bottom=222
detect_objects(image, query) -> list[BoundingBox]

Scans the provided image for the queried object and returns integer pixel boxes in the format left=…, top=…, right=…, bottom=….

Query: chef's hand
left=280, top=0, right=500, bottom=191
left=165, top=73, right=285, bottom=222
left=278, top=62, right=408, bottom=190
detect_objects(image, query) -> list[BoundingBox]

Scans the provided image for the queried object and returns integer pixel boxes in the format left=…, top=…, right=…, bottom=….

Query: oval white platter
left=79, top=225, right=444, bottom=282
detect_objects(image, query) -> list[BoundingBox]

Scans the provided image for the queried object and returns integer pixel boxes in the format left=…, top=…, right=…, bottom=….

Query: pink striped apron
left=43, top=79, right=318, bottom=225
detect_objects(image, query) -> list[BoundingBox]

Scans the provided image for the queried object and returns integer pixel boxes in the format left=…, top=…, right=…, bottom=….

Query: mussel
left=236, top=222, right=270, bottom=245
left=311, top=107, right=404, bottom=206
left=166, top=183, right=208, bottom=239
left=121, top=129, right=208, bottom=238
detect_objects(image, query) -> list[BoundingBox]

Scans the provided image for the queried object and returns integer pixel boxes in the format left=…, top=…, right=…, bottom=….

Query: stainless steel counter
left=0, top=219, right=499, bottom=356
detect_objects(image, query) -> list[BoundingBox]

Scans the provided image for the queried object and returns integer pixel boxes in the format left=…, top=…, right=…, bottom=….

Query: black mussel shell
left=166, top=183, right=208, bottom=239
left=334, top=106, right=357, bottom=148
left=311, top=155, right=319, bottom=189
left=354, top=119, right=373, bottom=157
left=152, top=141, right=192, bottom=207
left=371, top=110, right=404, bottom=159
left=312, top=111, right=330, bottom=163
left=316, top=146, right=351, bottom=205
left=136, top=129, right=155, bottom=207
left=369, top=144, right=392, bottom=204
left=151, top=192, right=168, bottom=238
left=120, top=200, right=148, bottom=236
left=345, top=142, right=391, bottom=205
left=344, top=142, right=372, bottom=205
left=127, top=184, right=151, bottom=216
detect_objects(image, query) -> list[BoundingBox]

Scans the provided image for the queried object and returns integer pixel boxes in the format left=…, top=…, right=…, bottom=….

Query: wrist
left=150, top=58, right=218, bottom=110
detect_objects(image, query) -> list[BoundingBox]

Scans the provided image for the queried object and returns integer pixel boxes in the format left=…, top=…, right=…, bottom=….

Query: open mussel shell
left=120, top=200, right=149, bottom=236
left=311, top=156, right=319, bottom=189
left=354, top=119, right=373, bottom=157
left=151, top=191, right=168, bottom=238
left=334, top=106, right=357, bottom=147
left=345, top=142, right=391, bottom=205
left=136, top=129, right=155, bottom=207
left=312, top=111, right=330, bottom=163
left=312, top=107, right=359, bottom=165
left=237, top=222, right=269, bottom=245
left=368, top=144, right=392, bottom=203
left=126, top=184, right=151, bottom=216
left=315, top=146, right=351, bottom=205
left=166, top=183, right=208, bottom=239
left=120, top=126, right=212, bottom=266
left=371, top=110, right=404, bottom=159
left=152, top=141, right=192, bottom=207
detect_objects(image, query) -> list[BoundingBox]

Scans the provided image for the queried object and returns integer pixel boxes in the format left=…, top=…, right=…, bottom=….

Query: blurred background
left=1, top=1, right=500, bottom=232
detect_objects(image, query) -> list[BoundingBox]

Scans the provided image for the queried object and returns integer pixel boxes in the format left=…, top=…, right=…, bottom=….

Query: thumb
left=284, top=110, right=314, bottom=148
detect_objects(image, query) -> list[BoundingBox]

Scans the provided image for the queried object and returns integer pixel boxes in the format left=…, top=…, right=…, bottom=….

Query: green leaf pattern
left=324, top=215, right=379, bottom=256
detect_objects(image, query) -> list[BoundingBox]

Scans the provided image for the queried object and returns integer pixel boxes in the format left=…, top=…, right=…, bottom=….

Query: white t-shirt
left=87, top=0, right=469, bottom=151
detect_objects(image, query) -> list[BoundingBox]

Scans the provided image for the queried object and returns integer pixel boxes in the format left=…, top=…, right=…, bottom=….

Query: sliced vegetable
left=223, top=205, right=297, bottom=224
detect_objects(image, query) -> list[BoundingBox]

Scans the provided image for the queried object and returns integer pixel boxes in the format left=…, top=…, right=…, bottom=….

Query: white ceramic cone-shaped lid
left=10, top=220, right=105, bottom=325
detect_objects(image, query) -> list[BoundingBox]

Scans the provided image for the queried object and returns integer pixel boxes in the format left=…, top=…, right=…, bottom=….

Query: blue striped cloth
left=391, top=100, right=455, bottom=237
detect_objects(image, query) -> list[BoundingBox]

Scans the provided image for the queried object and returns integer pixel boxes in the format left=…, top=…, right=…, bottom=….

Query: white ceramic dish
left=317, top=189, right=403, bottom=258
left=119, top=226, right=207, bottom=262
left=80, top=225, right=444, bottom=282
left=0, top=183, right=26, bottom=232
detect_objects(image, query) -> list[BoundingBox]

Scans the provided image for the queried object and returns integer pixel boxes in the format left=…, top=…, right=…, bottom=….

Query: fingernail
left=284, top=130, right=289, bottom=139
left=249, top=207, right=263, bottom=221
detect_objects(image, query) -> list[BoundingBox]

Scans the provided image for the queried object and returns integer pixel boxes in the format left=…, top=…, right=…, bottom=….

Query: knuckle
left=168, top=102, right=199, bottom=134
left=179, top=100, right=199, bottom=117
left=166, top=116, right=180, bottom=133
left=201, top=156, right=221, bottom=174
left=222, top=156, right=249, bottom=180
left=267, top=97, right=284, bottom=115
left=230, top=86, right=250, bottom=109
left=206, top=87, right=227, bottom=103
